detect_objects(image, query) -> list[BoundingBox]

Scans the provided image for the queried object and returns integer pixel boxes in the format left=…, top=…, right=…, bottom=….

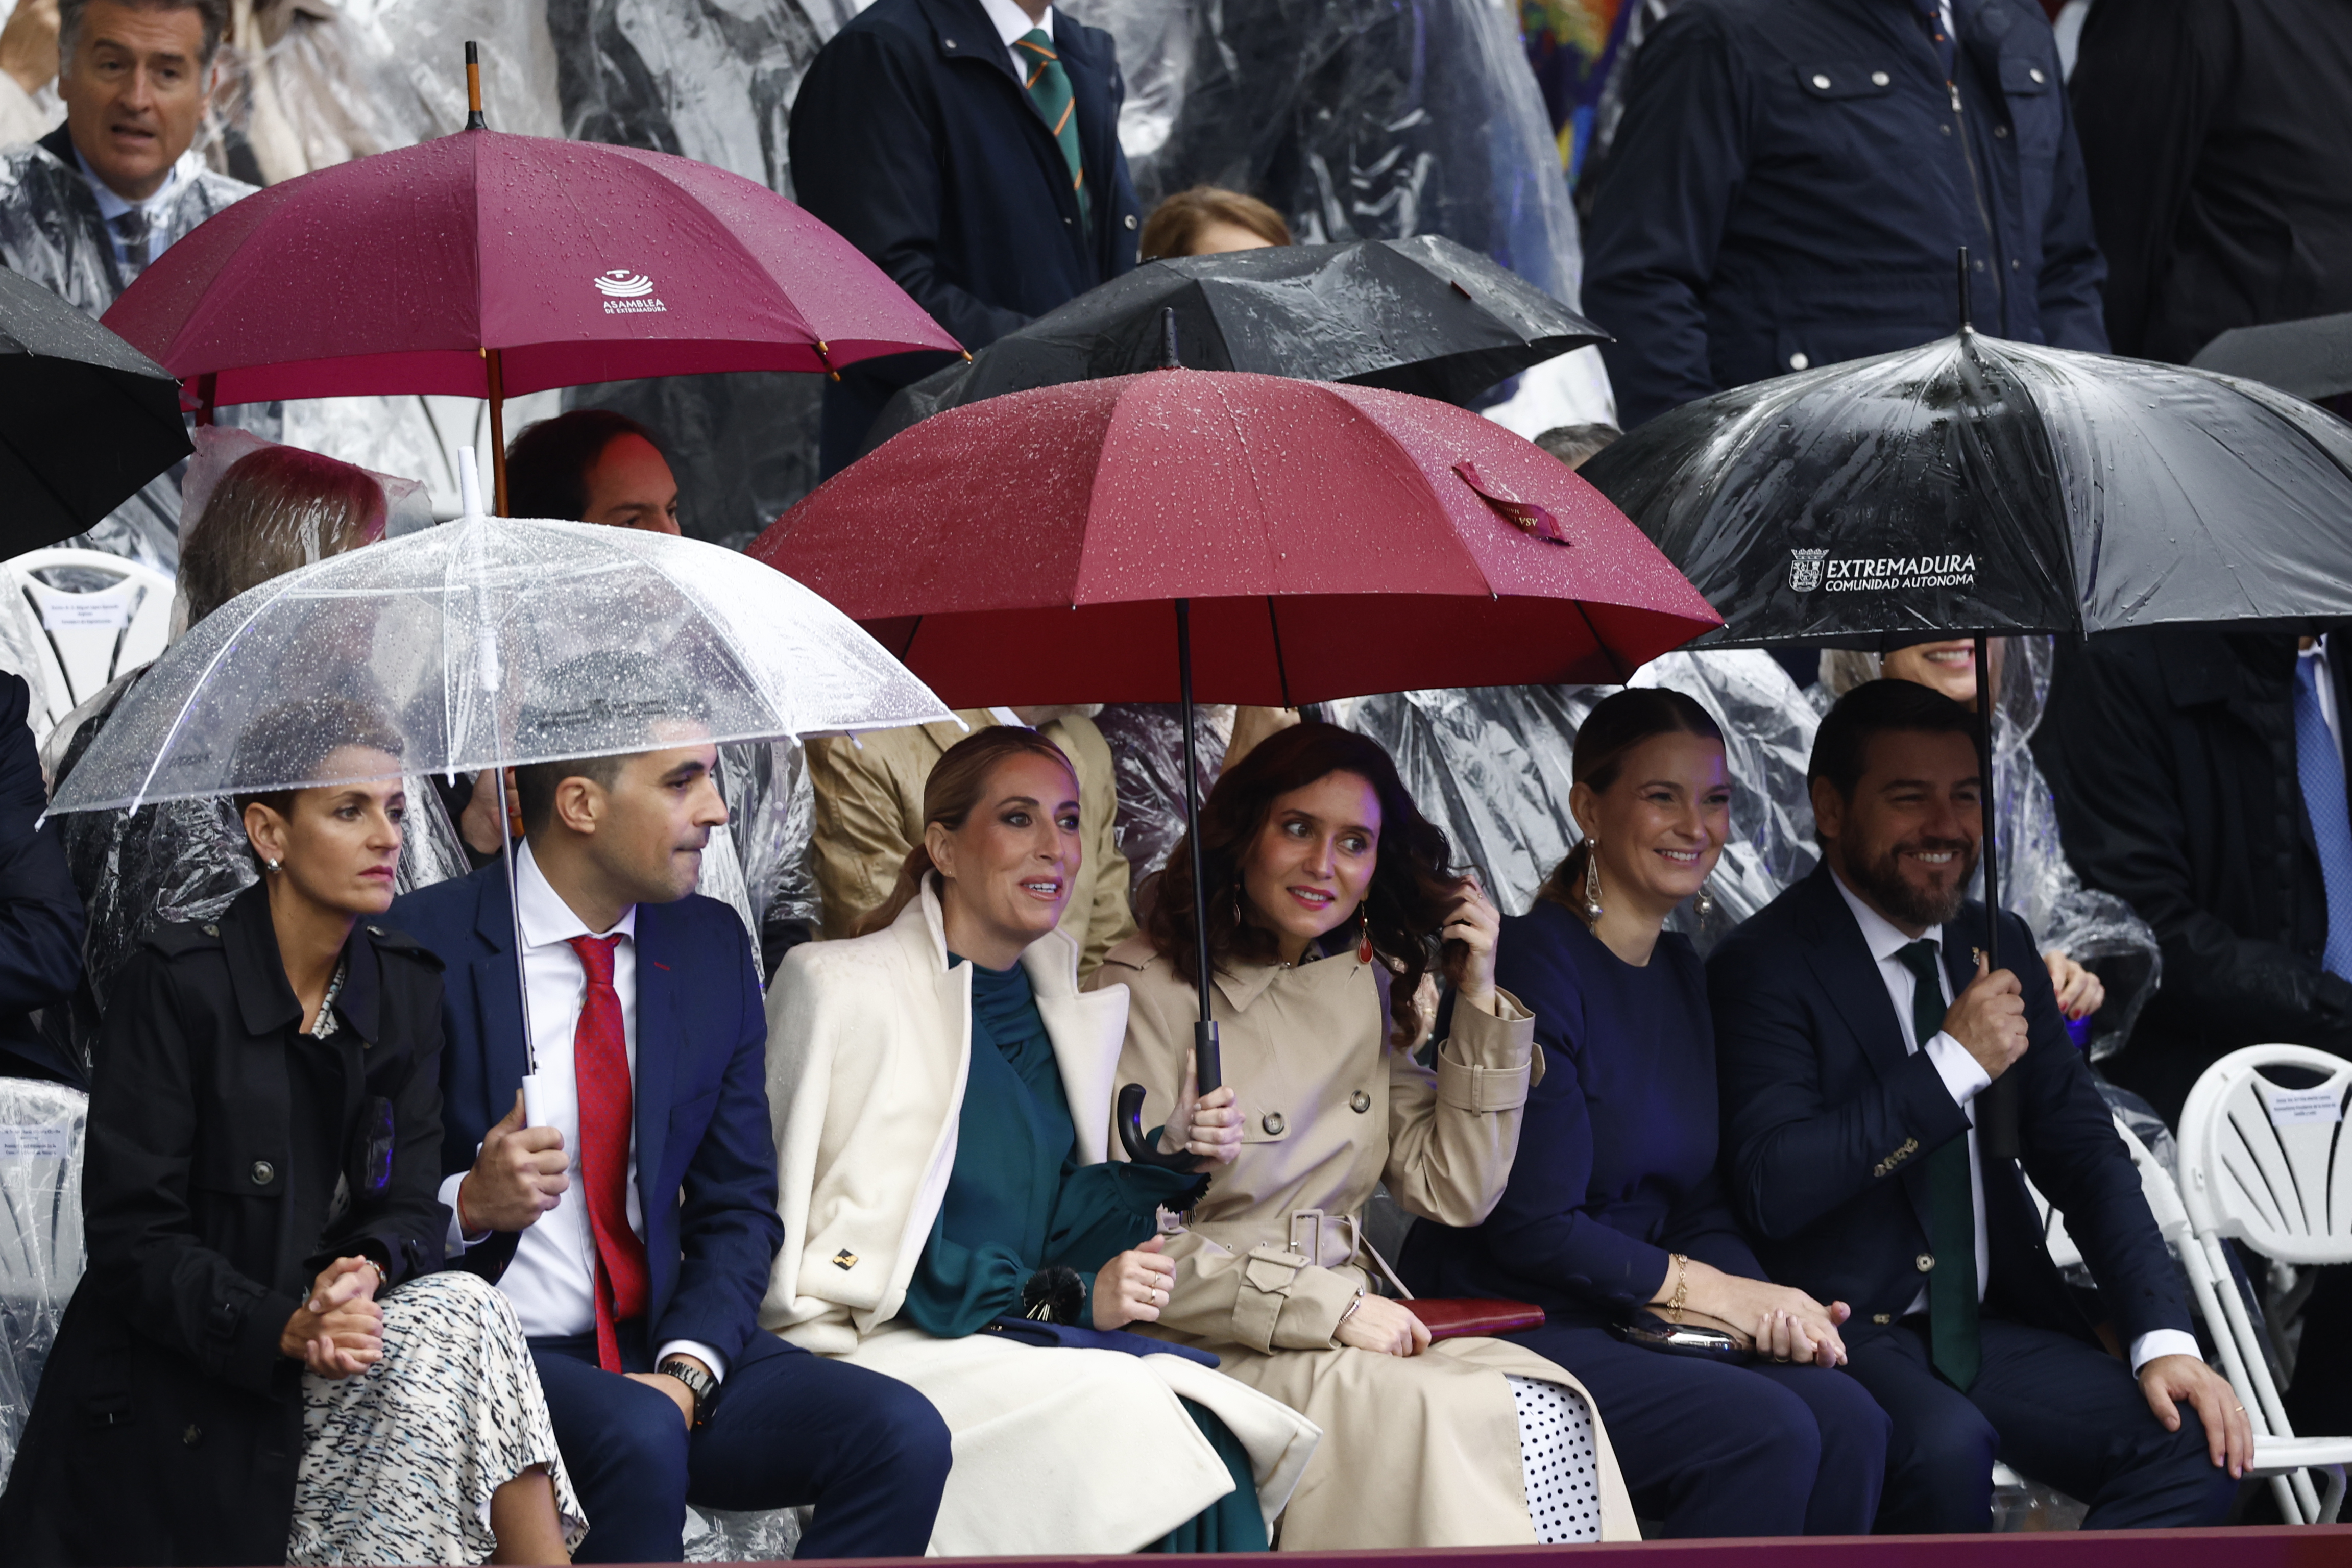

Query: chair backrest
left=2, top=550, right=176, bottom=730
left=2177, top=1044, right=2352, bottom=1266
left=0, top=1076, right=89, bottom=1489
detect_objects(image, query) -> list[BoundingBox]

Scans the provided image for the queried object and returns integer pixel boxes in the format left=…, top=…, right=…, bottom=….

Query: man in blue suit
left=789, top=0, right=1141, bottom=474
left=390, top=682, right=950, bottom=1562
left=1709, top=679, right=2247, bottom=1532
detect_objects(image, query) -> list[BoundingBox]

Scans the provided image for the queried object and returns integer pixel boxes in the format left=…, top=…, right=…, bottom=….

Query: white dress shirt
left=71, top=143, right=190, bottom=271
left=1830, top=870, right=2196, bottom=1373
left=2302, top=638, right=2338, bottom=748
left=440, top=843, right=725, bottom=1378
left=976, top=0, right=1057, bottom=77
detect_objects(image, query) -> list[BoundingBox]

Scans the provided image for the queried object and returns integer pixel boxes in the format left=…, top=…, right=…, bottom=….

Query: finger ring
left=2235, top=1405, right=2246, bottom=1413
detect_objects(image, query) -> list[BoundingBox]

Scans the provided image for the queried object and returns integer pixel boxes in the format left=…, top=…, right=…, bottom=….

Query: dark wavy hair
left=1144, top=721, right=1464, bottom=1046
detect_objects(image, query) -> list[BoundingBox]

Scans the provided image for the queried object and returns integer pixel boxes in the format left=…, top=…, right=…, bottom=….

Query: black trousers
left=530, top=1325, right=951, bottom=1561
left=1847, top=1317, right=2237, bottom=1533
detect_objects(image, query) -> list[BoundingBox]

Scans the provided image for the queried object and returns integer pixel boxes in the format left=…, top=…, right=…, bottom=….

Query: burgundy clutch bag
left=1401, top=1297, right=1546, bottom=1340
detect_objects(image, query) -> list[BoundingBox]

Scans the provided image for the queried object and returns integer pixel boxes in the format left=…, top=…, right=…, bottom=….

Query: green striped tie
left=1898, top=939, right=1981, bottom=1391
left=1014, top=28, right=1090, bottom=234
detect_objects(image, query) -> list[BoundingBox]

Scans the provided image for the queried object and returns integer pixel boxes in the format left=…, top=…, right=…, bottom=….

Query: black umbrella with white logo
left=1580, top=257, right=2352, bottom=1154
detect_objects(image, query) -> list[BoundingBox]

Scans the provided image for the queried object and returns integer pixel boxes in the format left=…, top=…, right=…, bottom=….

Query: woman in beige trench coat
left=1092, top=722, right=1639, bottom=1549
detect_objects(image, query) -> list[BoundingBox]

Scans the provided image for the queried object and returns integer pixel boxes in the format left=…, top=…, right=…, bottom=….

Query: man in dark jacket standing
left=2035, top=628, right=2352, bottom=1123
left=1580, top=0, right=2106, bottom=427
left=2069, top=0, right=2352, bottom=364
left=789, top=0, right=1141, bottom=473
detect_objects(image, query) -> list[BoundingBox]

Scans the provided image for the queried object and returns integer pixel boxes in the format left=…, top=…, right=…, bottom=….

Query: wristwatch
left=657, top=1356, right=719, bottom=1429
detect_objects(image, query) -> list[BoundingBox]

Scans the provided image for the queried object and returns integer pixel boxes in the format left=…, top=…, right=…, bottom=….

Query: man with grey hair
left=0, top=0, right=257, bottom=566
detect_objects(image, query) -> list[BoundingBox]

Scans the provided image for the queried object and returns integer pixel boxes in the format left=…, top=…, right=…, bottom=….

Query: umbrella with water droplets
left=754, top=328, right=1719, bottom=1163
left=100, top=42, right=959, bottom=513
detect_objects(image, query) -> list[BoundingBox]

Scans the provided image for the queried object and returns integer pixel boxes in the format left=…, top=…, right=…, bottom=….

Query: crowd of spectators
left=0, top=0, right=2348, bottom=1560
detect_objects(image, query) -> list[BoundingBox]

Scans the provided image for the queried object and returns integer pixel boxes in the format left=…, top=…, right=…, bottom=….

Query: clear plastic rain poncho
left=1327, top=649, right=1816, bottom=951
left=1094, top=702, right=1238, bottom=901
left=0, top=1077, right=85, bottom=1490
left=1817, top=639, right=2163, bottom=1060
left=39, top=440, right=466, bottom=1062
left=47, top=507, right=949, bottom=812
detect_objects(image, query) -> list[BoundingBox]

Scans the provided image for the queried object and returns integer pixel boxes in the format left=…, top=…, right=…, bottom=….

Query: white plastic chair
left=2028, top=1091, right=2352, bottom=1524
left=2175, top=1045, right=2352, bottom=1523
left=2, top=549, right=175, bottom=732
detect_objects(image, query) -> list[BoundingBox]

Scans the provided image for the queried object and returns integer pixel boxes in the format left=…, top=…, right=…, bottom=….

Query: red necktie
left=570, top=934, right=649, bottom=1372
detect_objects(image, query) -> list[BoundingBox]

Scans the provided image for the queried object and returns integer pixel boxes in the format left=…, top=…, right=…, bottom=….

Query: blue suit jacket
left=389, top=863, right=783, bottom=1368
left=1707, top=864, right=2188, bottom=1348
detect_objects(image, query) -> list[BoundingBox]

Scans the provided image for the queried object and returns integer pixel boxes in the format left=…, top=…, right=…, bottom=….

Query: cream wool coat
left=1094, top=937, right=1640, bottom=1548
left=760, top=885, right=1320, bottom=1556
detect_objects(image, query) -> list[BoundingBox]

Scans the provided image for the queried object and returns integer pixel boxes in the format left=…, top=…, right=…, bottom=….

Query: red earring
left=1356, top=901, right=1374, bottom=965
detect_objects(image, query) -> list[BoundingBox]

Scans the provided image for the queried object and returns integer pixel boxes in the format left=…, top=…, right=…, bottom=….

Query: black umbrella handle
left=1117, top=1082, right=1202, bottom=1169
left=1974, top=632, right=2022, bottom=1162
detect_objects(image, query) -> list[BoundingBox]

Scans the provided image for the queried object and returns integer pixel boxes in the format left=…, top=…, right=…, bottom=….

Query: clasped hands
left=279, top=1255, right=385, bottom=1379
left=1668, top=1256, right=1851, bottom=1368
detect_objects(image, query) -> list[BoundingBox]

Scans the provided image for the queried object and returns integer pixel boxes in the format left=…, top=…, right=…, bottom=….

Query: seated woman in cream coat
left=762, top=727, right=1320, bottom=1555
left=1093, top=722, right=1639, bottom=1548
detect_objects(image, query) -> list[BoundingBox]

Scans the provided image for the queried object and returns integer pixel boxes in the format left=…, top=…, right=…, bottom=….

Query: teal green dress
left=904, top=955, right=1268, bottom=1553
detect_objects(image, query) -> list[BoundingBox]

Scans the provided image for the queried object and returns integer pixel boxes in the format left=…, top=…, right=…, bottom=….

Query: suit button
left=201, top=924, right=218, bottom=936
left=1349, top=1090, right=1372, bottom=1113
left=1916, top=1253, right=1935, bottom=1272
left=182, top=1424, right=202, bottom=1447
left=1993, top=125, right=2009, bottom=138
left=1788, top=352, right=1809, bottom=370
left=367, top=925, right=385, bottom=937
left=2028, top=67, right=2046, bottom=83
left=1870, top=70, right=1890, bottom=86
left=942, top=36, right=957, bottom=48
left=1811, top=73, right=1832, bottom=88
left=251, top=1161, right=275, bottom=1186
left=1261, top=1112, right=1287, bottom=1136
left=1124, top=214, right=1138, bottom=230
left=1872, top=1313, right=1893, bottom=1325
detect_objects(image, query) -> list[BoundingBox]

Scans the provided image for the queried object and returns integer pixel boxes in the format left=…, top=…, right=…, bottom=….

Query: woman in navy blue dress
left=1402, top=689, right=1889, bottom=1536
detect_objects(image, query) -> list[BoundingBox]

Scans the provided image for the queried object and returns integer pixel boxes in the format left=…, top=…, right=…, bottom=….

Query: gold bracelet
left=1666, top=1253, right=1690, bottom=1322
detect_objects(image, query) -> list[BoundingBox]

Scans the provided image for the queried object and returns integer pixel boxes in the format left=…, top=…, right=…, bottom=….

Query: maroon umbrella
left=753, top=357, right=1719, bottom=1160
left=102, top=46, right=958, bottom=510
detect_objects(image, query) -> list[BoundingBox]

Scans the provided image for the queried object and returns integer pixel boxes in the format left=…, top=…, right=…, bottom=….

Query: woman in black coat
left=0, top=698, right=580, bottom=1566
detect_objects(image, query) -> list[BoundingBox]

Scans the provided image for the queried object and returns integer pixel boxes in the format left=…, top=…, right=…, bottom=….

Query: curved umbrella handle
left=1116, top=1083, right=1198, bottom=1170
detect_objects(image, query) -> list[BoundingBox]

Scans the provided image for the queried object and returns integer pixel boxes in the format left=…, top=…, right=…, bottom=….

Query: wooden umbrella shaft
left=486, top=347, right=508, bottom=516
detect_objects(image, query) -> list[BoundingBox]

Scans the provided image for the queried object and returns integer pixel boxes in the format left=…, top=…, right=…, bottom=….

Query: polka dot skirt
left=1507, top=1375, right=1603, bottom=1544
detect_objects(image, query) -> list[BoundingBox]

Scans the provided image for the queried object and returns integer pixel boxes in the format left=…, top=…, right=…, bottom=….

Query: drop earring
left=1580, top=842, right=1604, bottom=923
left=1356, top=900, right=1374, bottom=965
left=1693, top=876, right=1715, bottom=919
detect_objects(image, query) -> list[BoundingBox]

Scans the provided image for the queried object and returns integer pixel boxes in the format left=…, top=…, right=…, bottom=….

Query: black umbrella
left=1581, top=292, right=2352, bottom=1155
left=0, top=266, right=194, bottom=551
left=859, top=234, right=1608, bottom=455
left=2188, top=311, right=2352, bottom=407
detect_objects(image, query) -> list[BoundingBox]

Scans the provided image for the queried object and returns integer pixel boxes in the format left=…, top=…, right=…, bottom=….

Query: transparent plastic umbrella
left=46, top=452, right=950, bottom=1113
left=47, top=455, right=951, bottom=814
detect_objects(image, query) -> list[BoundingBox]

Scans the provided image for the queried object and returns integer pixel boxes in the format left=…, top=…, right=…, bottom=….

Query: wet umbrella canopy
left=1581, top=328, right=2352, bottom=648
left=769, top=367, right=1717, bottom=706
left=46, top=508, right=951, bottom=813
left=0, top=268, right=192, bottom=554
left=860, top=234, right=1607, bottom=455
left=2189, top=311, right=2352, bottom=406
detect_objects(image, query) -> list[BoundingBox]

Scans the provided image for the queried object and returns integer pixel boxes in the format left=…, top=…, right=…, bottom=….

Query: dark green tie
left=1013, top=28, right=1090, bottom=235
left=1897, top=939, right=1981, bottom=1391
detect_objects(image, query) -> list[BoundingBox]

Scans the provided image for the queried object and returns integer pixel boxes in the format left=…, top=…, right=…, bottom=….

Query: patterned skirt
left=285, top=1269, right=587, bottom=1566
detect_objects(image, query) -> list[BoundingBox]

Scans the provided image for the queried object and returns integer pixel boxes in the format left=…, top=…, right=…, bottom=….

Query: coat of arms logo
left=1788, top=548, right=1830, bottom=592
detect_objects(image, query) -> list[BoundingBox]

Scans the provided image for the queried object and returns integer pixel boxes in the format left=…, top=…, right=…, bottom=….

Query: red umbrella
left=753, top=366, right=1720, bottom=705
left=753, top=359, right=1719, bottom=1159
left=102, top=48, right=958, bottom=510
